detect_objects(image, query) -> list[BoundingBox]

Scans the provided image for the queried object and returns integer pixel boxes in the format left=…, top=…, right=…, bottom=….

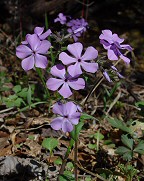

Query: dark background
left=0, top=0, right=144, bottom=78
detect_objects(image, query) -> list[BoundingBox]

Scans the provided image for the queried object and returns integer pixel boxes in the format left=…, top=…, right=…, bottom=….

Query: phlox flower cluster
left=16, top=27, right=51, bottom=71
left=54, top=13, right=67, bottom=25
left=67, top=18, right=88, bottom=42
left=46, top=42, right=98, bottom=98
left=99, top=29, right=132, bottom=64
left=51, top=101, right=81, bottom=132
left=46, top=64, right=85, bottom=98
left=54, top=13, right=88, bottom=42
left=16, top=22, right=132, bottom=132
left=99, top=29, right=132, bottom=82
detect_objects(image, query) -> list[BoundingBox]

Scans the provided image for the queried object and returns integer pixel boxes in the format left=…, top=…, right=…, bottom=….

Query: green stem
left=36, top=67, right=50, bottom=98
left=45, top=151, right=52, bottom=180
left=58, top=138, right=75, bottom=180
left=74, top=136, right=78, bottom=181
left=45, top=12, right=55, bottom=66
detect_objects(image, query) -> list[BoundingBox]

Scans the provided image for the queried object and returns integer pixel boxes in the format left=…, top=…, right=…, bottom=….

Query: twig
left=75, top=0, right=94, bottom=7
left=76, top=162, right=108, bottom=181
left=74, top=137, right=78, bottom=181
left=0, top=44, right=15, bottom=55
left=105, top=91, right=121, bottom=115
left=0, top=107, right=15, bottom=114
left=81, top=76, right=104, bottom=105
left=15, top=123, right=50, bottom=132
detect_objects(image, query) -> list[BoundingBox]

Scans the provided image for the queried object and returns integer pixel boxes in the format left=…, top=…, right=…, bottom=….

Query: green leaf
left=3, top=95, right=25, bottom=108
left=9, top=94, right=18, bottom=99
left=121, top=135, right=133, bottom=150
left=109, top=82, right=121, bottom=98
left=135, top=101, right=144, bottom=107
left=28, top=135, right=35, bottom=140
left=14, top=98, right=23, bottom=107
left=96, top=168, right=113, bottom=175
left=59, top=172, right=75, bottom=181
left=70, top=121, right=84, bottom=141
left=104, top=87, right=110, bottom=97
left=122, top=152, right=133, bottom=161
left=66, top=162, right=74, bottom=169
left=94, top=132, right=104, bottom=140
left=119, top=164, right=139, bottom=178
left=88, top=143, right=97, bottom=149
left=115, top=146, right=133, bottom=161
left=27, top=85, right=32, bottom=106
left=42, top=138, right=58, bottom=153
left=54, top=157, right=62, bottom=165
left=115, top=146, right=131, bottom=155
left=17, top=88, right=28, bottom=98
left=13, top=85, right=21, bottom=93
left=134, top=141, right=144, bottom=154
left=85, top=176, right=92, bottom=181
left=135, top=101, right=144, bottom=117
left=107, top=118, right=132, bottom=133
left=80, top=113, right=96, bottom=121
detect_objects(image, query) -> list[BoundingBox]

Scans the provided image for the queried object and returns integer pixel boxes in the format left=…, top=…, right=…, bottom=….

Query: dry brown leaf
left=0, top=145, right=12, bottom=156
left=0, top=137, right=9, bottom=149
left=22, top=139, right=42, bottom=157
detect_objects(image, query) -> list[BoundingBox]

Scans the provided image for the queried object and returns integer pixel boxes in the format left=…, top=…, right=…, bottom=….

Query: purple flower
left=103, top=65, right=124, bottom=82
left=34, top=27, right=52, bottom=40
left=51, top=101, right=81, bottom=132
left=111, top=65, right=124, bottom=79
left=67, top=18, right=88, bottom=41
left=99, top=30, right=132, bottom=64
left=54, top=13, right=67, bottom=25
left=59, top=42, right=98, bottom=77
left=22, top=27, right=51, bottom=44
left=16, top=34, right=51, bottom=71
left=46, top=64, right=85, bottom=98
left=103, top=71, right=112, bottom=82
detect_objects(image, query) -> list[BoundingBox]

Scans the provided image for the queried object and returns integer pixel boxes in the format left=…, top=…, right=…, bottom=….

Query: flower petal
left=36, top=40, right=51, bottom=54
left=58, top=83, right=72, bottom=98
left=64, top=102, right=77, bottom=116
left=68, top=78, right=85, bottom=90
left=50, top=117, right=63, bottom=130
left=69, top=118, right=79, bottom=125
left=35, top=54, right=48, bottom=69
left=103, top=71, right=112, bottom=82
left=69, top=112, right=81, bottom=125
left=21, top=55, right=34, bottom=71
left=73, top=35, right=79, bottom=42
left=81, top=47, right=98, bottom=60
left=50, top=64, right=66, bottom=79
left=46, top=78, right=64, bottom=91
left=100, top=40, right=111, bottom=49
left=120, top=54, right=130, bottom=64
left=68, top=63, right=82, bottom=77
left=62, top=120, right=73, bottom=132
left=21, top=40, right=28, bottom=45
left=120, top=44, right=133, bottom=51
left=39, top=29, right=52, bottom=40
left=53, top=102, right=64, bottom=116
left=59, top=52, right=77, bottom=65
left=26, top=34, right=41, bottom=51
left=16, top=45, right=32, bottom=59
left=107, top=49, right=119, bottom=60
left=34, top=27, right=44, bottom=36
left=112, top=34, right=124, bottom=43
left=99, top=29, right=113, bottom=43
left=67, top=42, right=83, bottom=58
left=81, top=62, right=98, bottom=73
